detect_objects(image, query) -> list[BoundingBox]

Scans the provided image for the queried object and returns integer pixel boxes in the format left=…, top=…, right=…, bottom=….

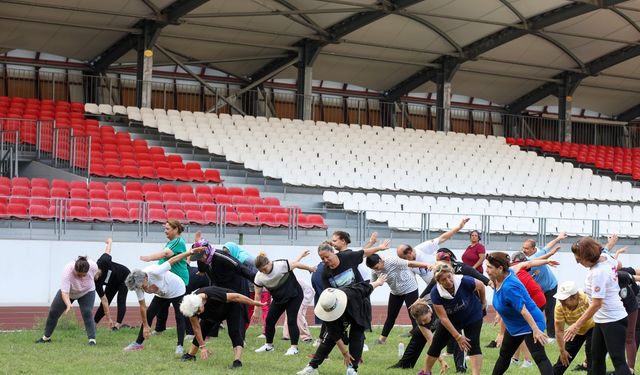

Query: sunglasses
left=486, top=253, right=510, bottom=264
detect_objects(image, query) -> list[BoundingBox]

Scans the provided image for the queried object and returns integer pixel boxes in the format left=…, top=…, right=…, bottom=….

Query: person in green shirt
left=139, top=219, right=190, bottom=354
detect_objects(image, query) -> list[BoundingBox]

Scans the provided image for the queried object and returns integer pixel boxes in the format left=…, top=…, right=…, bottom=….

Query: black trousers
left=94, top=282, right=128, bottom=324
left=543, top=286, right=557, bottom=338
left=381, top=290, right=419, bottom=337
left=265, top=291, right=303, bottom=345
left=492, top=331, right=553, bottom=375
left=193, top=304, right=246, bottom=348
left=591, top=318, right=632, bottom=375
left=310, top=318, right=366, bottom=371
left=136, top=295, right=185, bottom=346
left=428, top=319, right=483, bottom=358
left=552, top=327, right=592, bottom=375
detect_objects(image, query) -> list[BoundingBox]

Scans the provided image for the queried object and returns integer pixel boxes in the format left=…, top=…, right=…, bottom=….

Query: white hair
left=125, top=270, right=146, bottom=291
left=180, top=294, right=203, bottom=317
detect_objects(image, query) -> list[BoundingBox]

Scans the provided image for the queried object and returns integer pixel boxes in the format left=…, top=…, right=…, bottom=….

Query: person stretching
left=36, top=256, right=99, bottom=346
left=254, top=250, right=317, bottom=356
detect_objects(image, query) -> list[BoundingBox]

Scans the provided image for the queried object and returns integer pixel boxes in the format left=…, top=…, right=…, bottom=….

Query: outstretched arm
left=362, top=232, right=379, bottom=250
left=437, top=217, right=470, bottom=244
left=227, top=292, right=267, bottom=307
left=290, top=260, right=317, bottom=273
left=363, top=239, right=390, bottom=257
left=535, top=246, right=560, bottom=260
left=407, top=260, right=432, bottom=269
left=606, top=234, right=619, bottom=252
left=104, top=238, right=112, bottom=255
left=544, top=231, right=567, bottom=250
left=513, top=259, right=559, bottom=272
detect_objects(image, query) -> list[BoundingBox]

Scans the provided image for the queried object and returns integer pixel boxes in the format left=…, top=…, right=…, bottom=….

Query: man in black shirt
left=93, top=238, right=130, bottom=330
left=179, top=285, right=265, bottom=368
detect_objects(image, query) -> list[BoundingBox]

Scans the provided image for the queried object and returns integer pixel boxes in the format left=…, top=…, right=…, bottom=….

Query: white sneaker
left=362, top=344, right=369, bottom=352
left=521, top=360, right=533, bottom=368
left=255, top=344, right=274, bottom=353
left=151, top=330, right=163, bottom=336
left=175, top=345, right=183, bottom=355
left=547, top=338, right=556, bottom=344
left=257, top=333, right=266, bottom=339
left=510, top=358, right=519, bottom=366
left=346, top=365, right=358, bottom=375
left=296, top=366, right=319, bottom=375
left=184, top=334, right=194, bottom=342
left=285, top=347, right=299, bottom=356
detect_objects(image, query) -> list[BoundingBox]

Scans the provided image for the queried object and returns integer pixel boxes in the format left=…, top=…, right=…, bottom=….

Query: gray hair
left=125, top=270, right=146, bottom=291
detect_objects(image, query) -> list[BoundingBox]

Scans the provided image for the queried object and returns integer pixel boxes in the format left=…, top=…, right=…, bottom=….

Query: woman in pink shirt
left=461, top=230, right=486, bottom=273
left=36, top=256, right=99, bottom=345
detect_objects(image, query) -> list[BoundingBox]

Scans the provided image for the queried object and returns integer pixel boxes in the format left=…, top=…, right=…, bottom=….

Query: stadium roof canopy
left=2, top=0, right=640, bottom=118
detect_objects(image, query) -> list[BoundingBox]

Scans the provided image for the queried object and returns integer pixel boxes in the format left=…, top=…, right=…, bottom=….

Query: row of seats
left=323, top=191, right=640, bottom=237
left=133, top=111, right=638, bottom=202
left=0, top=97, right=223, bottom=183
left=0, top=177, right=327, bottom=228
left=0, top=201, right=326, bottom=229
left=509, top=138, right=640, bottom=180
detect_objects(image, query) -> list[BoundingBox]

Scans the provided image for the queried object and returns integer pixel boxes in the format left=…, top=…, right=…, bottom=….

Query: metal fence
left=2, top=67, right=638, bottom=147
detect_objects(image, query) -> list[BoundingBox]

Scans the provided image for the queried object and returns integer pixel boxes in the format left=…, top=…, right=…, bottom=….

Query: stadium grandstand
left=1, top=1, right=640, bottom=370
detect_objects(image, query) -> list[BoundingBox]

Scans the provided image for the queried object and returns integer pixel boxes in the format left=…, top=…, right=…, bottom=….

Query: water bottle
left=398, top=342, right=405, bottom=357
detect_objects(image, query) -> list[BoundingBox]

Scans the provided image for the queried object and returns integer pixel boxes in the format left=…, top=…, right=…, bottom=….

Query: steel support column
left=295, top=40, right=319, bottom=120
left=435, top=57, right=459, bottom=132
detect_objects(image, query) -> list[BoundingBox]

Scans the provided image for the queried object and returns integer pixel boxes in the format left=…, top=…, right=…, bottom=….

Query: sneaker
left=184, top=334, right=194, bottom=342
left=175, top=345, right=184, bottom=355
left=547, top=337, right=556, bottom=344
left=88, top=339, right=97, bottom=346
left=417, top=371, right=433, bottom=375
left=181, top=353, right=196, bottom=362
left=124, top=342, right=144, bottom=351
left=120, top=324, right=132, bottom=329
left=296, top=366, right=319, bottom=375
left=485, top=340, right=497, bottom=348
left=151, top=330, right=163, bottom=336
left=302, top=338, right=314, bottom=344
left=510, top=358, right=519, bottom=366
left=255, top=344, right=274, bottom=353
left=573, top=363, right=588, bottom=372
left=285, top=347, right=299, bottom=356
left=257, top=333, right=266, bottom=339
left=521, top=360, right=533, bottom=368
left=362, top=344, right=369, bottom=352
left=112, top=326, right=119, bottom=331
left=35, top=337, right=51, bottom=344
left=346, top=365, right=358, bottom=375
left=312, top=339, right=321, bottom=348
left=230, top=360, right=242, bottom=369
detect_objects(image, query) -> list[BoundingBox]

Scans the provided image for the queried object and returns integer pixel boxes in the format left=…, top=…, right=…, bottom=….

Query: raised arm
left=606, top=234, right=619, bottom=252
left=512, top=259, right=559, bottom=273
left=535, top=246, right=560, bottom=260
left=407, top=260, right=433, bottom=269
left=437, top=217, right=470, bottom=244
left=290, top=260, right=317, bottom=273
left=614, top=246, right=628, bottom=260
left=104, top=238, right=112, bottom=255
left=228, top=291, right=267, bottom=307
left=294, top=249, right=311, bottom=262
left=363, top=239, right=390, bottom=257
left=362, top=232, right=379, bottom=249
left=544, top=232, right=567, bottom=250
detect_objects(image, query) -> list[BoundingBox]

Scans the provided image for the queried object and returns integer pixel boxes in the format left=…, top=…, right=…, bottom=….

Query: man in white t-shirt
left=123, top=247, right=196, bottom=354
left=397, top=217, right=470, bottom=286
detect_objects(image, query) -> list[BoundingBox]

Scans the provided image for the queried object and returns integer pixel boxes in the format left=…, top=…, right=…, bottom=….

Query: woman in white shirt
left=253, top=250, right=316, bottom=356
left=365, top=253, right=432, bottom=344
left=565, top=237, right=631, bottom=375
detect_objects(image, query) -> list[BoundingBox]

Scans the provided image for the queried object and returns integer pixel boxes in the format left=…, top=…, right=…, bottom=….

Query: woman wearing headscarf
left=93, top=238, right=130, bottom=330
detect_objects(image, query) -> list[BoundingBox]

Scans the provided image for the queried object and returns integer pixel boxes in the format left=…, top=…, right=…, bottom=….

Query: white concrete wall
left=1, top=239, right=632, bottom=306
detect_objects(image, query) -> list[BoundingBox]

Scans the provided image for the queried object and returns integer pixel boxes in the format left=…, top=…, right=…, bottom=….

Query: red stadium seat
left=225, top=212, right=240, bottom=226
left=30, top=178, right=49, bottom=189
left=187, top=169, right=206, bottom=182
left=211, top=186, right=227, bottom=195
left=6, top=203, right=28, bottom=219
left=125, top=182, right=143, bottom=193
left=227, top=187, right=243, bottom=196
left=88, top=181, right=106, bottom=191
left=90, top=207, right=109, bottom=221
left=149, top=209, right=167, bottom=223
left=166, top=208, right=186, bottom=221
left=300, top=214, right=327, bottom=229
left=186, top=210, right=206, bottom=225
left=244, top=187, right=260, bottom=197
left=203, top=210, right=218, bottom=224
left=263, top=197, right=280, bottom=206
left=110, top=207, right=132, bottom=222
left=238, top=213, right=258, bottom=226
left=204, top=169, right=222, bottom=183
left=172, top=168, right=190, bottom=182
left=176, top=185, right=193, bottom=195
left=195, top=185, right=211, bottom=195
left=68, top=206, right=90, bottom=221
left=157, top=167, right=174, bottom=180
left=274, top=213, right=290, bottom=227
left=257, top=212, right=278, bottom=227
left=29, top=204, right=52, bottom=219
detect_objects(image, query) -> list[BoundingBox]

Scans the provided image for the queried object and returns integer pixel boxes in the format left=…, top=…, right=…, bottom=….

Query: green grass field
left=0, top=315, right=629, bottom=375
